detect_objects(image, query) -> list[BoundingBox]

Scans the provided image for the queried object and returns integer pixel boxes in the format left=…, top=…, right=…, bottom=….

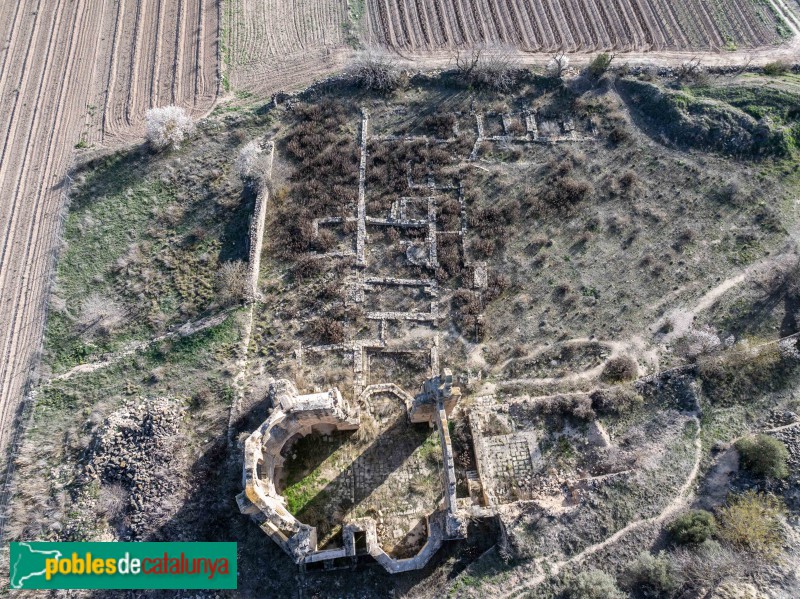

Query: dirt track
left=0, top=0, right=219, bottom=463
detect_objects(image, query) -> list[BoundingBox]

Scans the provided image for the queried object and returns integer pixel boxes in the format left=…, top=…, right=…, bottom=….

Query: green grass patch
left=283, top=469, right=329, bottom=515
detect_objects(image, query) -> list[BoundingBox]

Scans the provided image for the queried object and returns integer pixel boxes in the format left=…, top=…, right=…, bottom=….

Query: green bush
left=623, top=552, right=679, bottom=598
left=563, top=569, right=626, bottom=599
left=735, top=434, right=789, bottom=479
left=666, top=510, right=717, bottom=545
left=588, top=53, right=614, bottom=78
left=763, top=61, right=789, bottom=76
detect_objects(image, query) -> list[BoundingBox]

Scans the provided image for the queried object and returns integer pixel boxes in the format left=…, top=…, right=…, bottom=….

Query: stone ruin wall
left=237, top=370, right=466, bottom=573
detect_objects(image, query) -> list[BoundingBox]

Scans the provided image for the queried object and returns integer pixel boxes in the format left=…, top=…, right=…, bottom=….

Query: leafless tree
left=145, top=106, right=195, bottom=151
left=677, top=57, right=706, bottom=82
left=455, top=44, right=519, bottom=92
left=546, top=50, right=570, bottom=79
left=348, top=50, right=402, bottom=92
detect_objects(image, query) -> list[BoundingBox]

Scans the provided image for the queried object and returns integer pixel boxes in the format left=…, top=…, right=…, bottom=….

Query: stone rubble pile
left=84, top=397, right=184, bottom=537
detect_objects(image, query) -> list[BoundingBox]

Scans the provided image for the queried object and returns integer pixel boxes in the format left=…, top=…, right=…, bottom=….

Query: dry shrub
left=97, top=483, right=129, bottom=519
left=482, top=413, right=512, bottom=436
left=717, top=491, right=786, bottom=561
left=354, top=412, right=378, bottom=445
left=539, top=394, right=595, bottom=420
left=292, top=254, right=322, bottom=281
left=437, top=236, right=462, bottom=279
left=600, top=356, right=638, bottom=383
left=314, top=229, right=337, bottom=253
left=421, top=113, right=456, bottom=138
left=279, top=214, right=317, bottom=257
left=277, top=100, right=357, bottom=260
left=468, top=200, right=519, bottom=254
left=618, top=170, right=639, bottom=192
left=215, top=261, right=250, bottom=305
left=455, top=45, right=520, bottom=92
left=348, top=51, right=402, bottom=92
left=78, top=293, right=126, bottom=337
left=542, top=176, right=592, bottom=213
left=307, top=318, right=345, bottom=345
left=589, top=386, right=643, bottom=414
left=670, top=540, right=745, bottom=591
left=609, top=124, right=630, bottom=145
left=452, top=289, right=481, bottom=313
left=484, top=272, right=510, bottom=303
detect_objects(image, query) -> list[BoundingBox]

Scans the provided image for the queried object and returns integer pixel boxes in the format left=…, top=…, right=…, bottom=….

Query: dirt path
left=470, top=369, right=797, bottom=597
left=46, top=310, right=232, bottom=385
left=0, top=0, right=219, bottom=471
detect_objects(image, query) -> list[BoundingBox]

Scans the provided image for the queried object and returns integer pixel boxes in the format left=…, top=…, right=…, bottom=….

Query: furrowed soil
left=363, top=0, right=790, bottom=52
left=0, top=0, right=219, bottom=471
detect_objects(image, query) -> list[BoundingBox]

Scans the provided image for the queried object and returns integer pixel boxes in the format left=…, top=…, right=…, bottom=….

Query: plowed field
left=0, top=0, right=219, bottom=461
left=224, top=0, right=351, bottom=94
left=364, top=0, right=791, bottom=52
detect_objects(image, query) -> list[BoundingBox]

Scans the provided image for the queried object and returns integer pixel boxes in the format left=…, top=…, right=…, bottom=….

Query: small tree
left=587, top=52, right=614, bottom=78
left=667, top=509, right=717, bottom=545
left=546, top=50, right=569, bottom=79
left=717, top=491, right=786, bottom=560
left=562, top=569, right=626, bottom=599
left=348, top=51, right=402, bottom=92
left=735, top=434, right=789, bottom=479
left=236, top=140, right=268, bottom=185
left=145, top=106, right=195, bottom=151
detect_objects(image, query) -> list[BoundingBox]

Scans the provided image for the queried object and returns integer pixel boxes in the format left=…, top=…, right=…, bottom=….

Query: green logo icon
left=9, top=542, right=237, bottom=590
